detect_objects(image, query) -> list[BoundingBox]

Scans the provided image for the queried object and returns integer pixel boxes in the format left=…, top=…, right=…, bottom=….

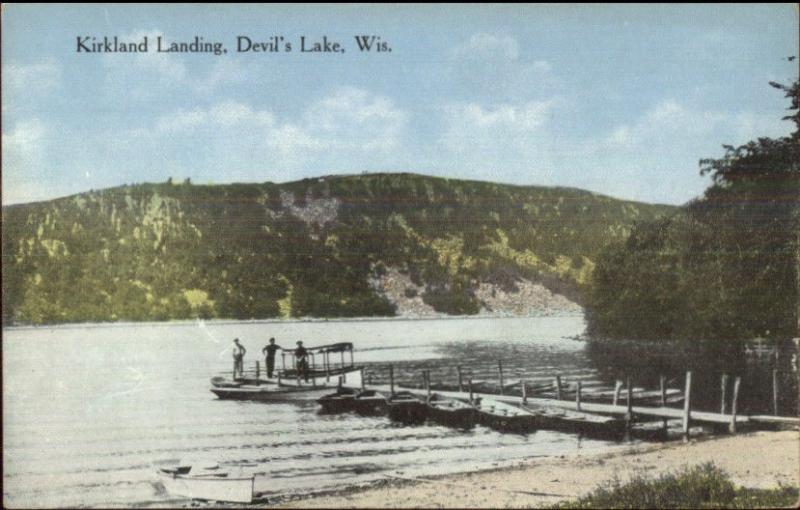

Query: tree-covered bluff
left=2, top=174, right=674, bottom=325
left=587, top=81, right=800, bottom=344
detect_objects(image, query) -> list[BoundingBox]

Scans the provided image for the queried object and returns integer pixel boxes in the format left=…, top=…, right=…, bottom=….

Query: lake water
left=3, top=316, right=795, bottom=507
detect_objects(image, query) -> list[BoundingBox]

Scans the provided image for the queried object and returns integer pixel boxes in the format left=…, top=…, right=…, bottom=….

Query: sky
left=2, top=4, right=798, bottom=206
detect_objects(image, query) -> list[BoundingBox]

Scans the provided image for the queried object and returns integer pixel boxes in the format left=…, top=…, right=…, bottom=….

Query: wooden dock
left=239, top=355, right=799, bottom=436
left=369, top=384, right=744, bottom=425
left=366, top=366, right=799, bottom=437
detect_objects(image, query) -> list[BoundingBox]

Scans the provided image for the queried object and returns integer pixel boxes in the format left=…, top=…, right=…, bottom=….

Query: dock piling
left=389, top=365, right=395, bottom=395
left=682, top=371, right=692, bottom=438
left=576, top=380, right=582, bottom=411
left=660, top=375, right=668, bottom=430
left=522, top=379, right=528, bottom=405
left=720, top=374, right=729, bottom=415
left=468, top=378, right=474, bottom=405
left=730, top=376, right=741, bottom=433
left=498, top=360, right=504, bottom=395
left=425, top=370, right=431, bottom=403
left=773, top=369, right=779, bottom=416
left=256, top=361, right=260, bottom=385
left=457, top=365, right=464, bottom=392
left=626, top=377, right=633, bottom=428
left=613, top=380, right=623, bottom=407
left=555, top=375, right=562, bottom=400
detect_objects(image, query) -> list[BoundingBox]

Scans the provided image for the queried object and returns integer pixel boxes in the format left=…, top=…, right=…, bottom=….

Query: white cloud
left=154, top=101, right=275, bottom=133
left=5, top=75, right=789, bottom=207
left=300, top=87, right=408, bottom=152
left=269, top=124, right=326, bottom=158
left=436, top=99, right=560, bottom=182
left=2, top=60, right=62, bottom=118
left=427, top=95, right=791, bottom=204
left=2, top=119, right=51, bottom=204
left=149, top=87, right=407, bottom=160
left=3, top=87, right=407, bottom=204
left=154, top=109, right=207, bottom=133
left=531, top=60, right=552, bottom=73
left=3, top=119, right=47, bottom=154
left=599, top=99, right=785, bottom=151
left=448, top=33, right=557, bottom=103
left=729, top=111, right=790, bottom=142
left=441, top=100, right=555, bottom=141
left=452, top=33, right=520, bottom=61
left=102, top=30, right=245, bottom=100
left=4, top=60, right=61, bottom=97
left=450, top=101, right=552, bottom=130
left=306, top=87, right=405, bottom=128
left=193, top=58, right=245, bottom=95
left=578, top=99, right=791, bottom=203
left=118, top=87, right=409, bottom=182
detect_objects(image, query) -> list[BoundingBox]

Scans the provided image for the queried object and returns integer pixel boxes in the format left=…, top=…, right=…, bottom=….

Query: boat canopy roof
left=307, top=342, right=353, bottom=353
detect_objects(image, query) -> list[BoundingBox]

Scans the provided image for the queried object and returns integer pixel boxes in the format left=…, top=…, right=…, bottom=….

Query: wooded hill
left=2, top=173, right=674, bottom=324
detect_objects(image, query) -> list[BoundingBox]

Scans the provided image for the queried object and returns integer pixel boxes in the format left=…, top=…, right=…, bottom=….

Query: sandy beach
left=273, top=430, right=799, bottom=508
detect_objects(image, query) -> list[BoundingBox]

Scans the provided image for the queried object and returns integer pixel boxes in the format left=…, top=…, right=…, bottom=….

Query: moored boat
left=351, top=390, right=388, bottom=415
left=210, top=383, right=333, bottom=401
left=387, top=391, right=427, bottom=425
left=210, top=376, right=243, bottom=388
left=156, top=463, right=254, bottom=504
left=210, top=342, right=364, bottom=401
left=473, top=397, right=539, bottom=433
left=519, top=403, right=627, bottom=438
left=426, top=393, right=475, bottom=429
left=317, top=386, right=360, bottom=413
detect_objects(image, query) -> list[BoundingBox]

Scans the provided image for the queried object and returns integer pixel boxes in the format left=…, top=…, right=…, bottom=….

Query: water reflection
left=583, top=338, right=797, bottom=415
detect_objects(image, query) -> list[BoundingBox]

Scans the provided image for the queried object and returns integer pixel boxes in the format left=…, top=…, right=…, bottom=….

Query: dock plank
left=369, top=385, right=749, bottom=425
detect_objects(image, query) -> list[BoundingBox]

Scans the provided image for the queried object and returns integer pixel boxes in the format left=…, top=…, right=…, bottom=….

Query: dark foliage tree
left=588, top=79, right=799, bottom=344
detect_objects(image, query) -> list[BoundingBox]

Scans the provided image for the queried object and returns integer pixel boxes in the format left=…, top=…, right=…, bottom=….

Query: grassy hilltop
left=2, top=173, right=674, bottom=325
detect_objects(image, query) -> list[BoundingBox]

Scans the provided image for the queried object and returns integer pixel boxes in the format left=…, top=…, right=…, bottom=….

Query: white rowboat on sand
left=156, top=465, right=255, bottom=504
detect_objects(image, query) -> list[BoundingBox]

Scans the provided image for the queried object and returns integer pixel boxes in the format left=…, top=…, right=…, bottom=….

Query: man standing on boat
left=262, top=338, right=282, bottom=378
left=232, top=338, right=246, bottom=379
left=295, top=341, right=310, bottom=383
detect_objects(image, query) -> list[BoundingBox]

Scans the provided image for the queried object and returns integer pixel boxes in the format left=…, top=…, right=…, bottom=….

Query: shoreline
left=2, top=312, right=584, bottom=332
left=268, top=430, right=799, bottom=508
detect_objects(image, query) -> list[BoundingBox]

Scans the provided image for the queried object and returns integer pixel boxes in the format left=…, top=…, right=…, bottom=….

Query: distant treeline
left=587, top=81, right=800, bottom=343
left=2, top=173, right=672, bottom=325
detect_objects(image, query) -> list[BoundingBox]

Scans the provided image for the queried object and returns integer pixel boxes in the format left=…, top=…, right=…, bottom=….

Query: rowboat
left=211, top=343, right=364, bottom=401
left=317, top=387, right=360, bottom=413
left=387, top=391, right=427, bottom=425
left=351, top=390, right=389, bottom=415
left=210, top=382, right=336, bottom=401
left=210, top=376, right=243, bottom=388
left=426, top=393, right=475, bottom=429
left=473, top=397, right=539, bottom=433
left=519, top=402, right=626, bottom=438
left=156, top=463, right=254, bottom=504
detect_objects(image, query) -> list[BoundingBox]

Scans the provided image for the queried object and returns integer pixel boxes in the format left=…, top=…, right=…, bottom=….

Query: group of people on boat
left=232, top=337, right=309, bottom=381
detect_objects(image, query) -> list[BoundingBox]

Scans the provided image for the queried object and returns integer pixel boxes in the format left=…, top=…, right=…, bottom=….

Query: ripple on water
left=4, top=317, right=632, bottom=508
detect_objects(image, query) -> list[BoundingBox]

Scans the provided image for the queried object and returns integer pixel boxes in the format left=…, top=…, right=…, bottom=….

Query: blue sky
left=2, top=4, right=797, bottom=205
